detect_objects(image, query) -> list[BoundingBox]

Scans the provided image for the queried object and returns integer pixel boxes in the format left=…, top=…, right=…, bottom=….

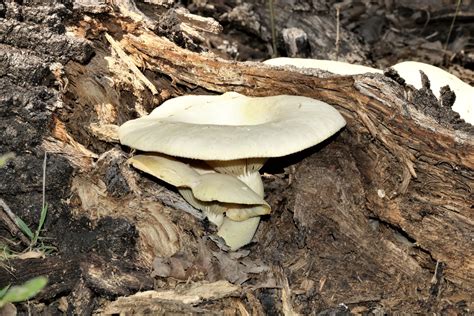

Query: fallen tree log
left=119, top=29, right=473, bottom=283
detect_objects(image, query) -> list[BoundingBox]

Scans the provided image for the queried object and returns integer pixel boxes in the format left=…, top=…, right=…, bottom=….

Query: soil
left=0, top=0, right=473, bottom=315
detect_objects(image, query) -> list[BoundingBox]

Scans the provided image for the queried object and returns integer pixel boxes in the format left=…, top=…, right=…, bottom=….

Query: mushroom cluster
left=264, top=58, right=474, bottom=125
left=119, top=92, right=346, bottom=250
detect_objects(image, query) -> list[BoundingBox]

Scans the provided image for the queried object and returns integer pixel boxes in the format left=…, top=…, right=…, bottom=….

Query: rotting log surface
left=0, top=2, right=154, bottom=314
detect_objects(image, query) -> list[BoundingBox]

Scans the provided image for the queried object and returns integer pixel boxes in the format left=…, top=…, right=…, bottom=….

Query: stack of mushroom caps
left=119, top=92, right=346, bottom=250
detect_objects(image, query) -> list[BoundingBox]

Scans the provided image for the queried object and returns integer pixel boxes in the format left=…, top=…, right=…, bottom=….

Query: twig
left=105, top=32, right=158, bottom=95
left=268, top=0, right=277, bottom=57
left=335, top=5, right=341, bottom=61
left=421, top=9, right=431, bottom=35
left=444, top=0, right=462, bottom=51
left=42, top=152, right=47, bottom=211
left=0, top=199, right=30, bottom=246
left=429, top=260, right=445, bottom=300
left=174, top=7, right=222, bottom=35
left=274, top=266, right=298, bottom=316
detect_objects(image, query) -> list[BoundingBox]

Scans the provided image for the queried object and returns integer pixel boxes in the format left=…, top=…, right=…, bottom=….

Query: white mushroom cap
left=119, top=92, right=346, bottom=161
left=391, top=61, right=474, bottom=125
left=264, top=58, right=383, bottom=75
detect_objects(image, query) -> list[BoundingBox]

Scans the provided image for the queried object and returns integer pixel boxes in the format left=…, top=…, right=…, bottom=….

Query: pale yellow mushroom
left=129, top=154, right=270, bottom=249
left=120, top=92, right=346, bottom=250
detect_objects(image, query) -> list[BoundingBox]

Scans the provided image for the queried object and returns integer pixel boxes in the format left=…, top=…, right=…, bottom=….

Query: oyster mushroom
left=119, top=92, right=346, bottom=249
left=129, top=154, right=270, bottom=249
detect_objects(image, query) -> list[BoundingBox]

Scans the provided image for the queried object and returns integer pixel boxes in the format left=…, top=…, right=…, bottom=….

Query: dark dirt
left=0, top=0, right=91, bottom=229
left=0, top=1, right=150, bottom=313
left=1, top=0, right=473, bottom=314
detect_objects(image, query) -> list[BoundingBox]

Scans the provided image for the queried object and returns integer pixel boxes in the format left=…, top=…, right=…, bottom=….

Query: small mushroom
left=264, top=57, right=382, bottom=75
left=391, top=61, right=473, bottom=125
left=129, top=154, right=271, bottom=250
left=129, top=154, right=270, bottom=219
left=120, top=92, right=346, bottom=249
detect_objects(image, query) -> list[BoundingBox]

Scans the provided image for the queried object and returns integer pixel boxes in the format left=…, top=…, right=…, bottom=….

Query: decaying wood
left=0, top=254, right=154, bottom=313
left=0, top=198, right=30, bottom=246
left=104, top=32, right=158, bottom=95
left=119, top=30, right=473, bottom=287
left=100, top=280, right=240, bottom=314
left=195, top=0, right=369, bottom=61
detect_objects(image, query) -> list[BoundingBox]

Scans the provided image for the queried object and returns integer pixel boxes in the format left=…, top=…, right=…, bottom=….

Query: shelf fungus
left=119, top=92, right=346, bottom=250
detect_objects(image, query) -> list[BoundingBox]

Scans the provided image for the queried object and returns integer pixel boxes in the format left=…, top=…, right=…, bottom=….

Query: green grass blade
left=14, top=217, right=34, bottom=240
left=36, top=204, right=48, bottom=236
left=0, top=276, right=47, bottom=307
left=0, top=285, right=10, bottom=299
left=31, top=204, right=49, bottom=247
